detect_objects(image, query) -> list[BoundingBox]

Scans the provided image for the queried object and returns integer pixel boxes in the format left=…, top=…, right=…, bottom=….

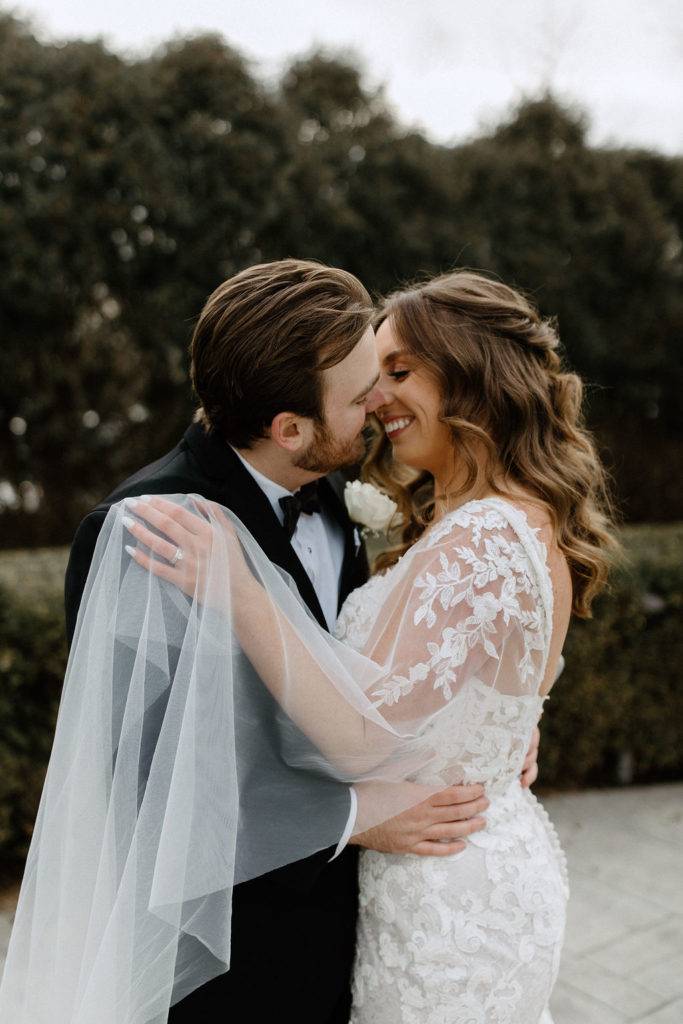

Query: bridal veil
left=0, top=495, right=441, bottom=1024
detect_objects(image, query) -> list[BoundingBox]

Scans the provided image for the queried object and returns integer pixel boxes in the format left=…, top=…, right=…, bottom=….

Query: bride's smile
left=382, top=415, right=413, bottom=437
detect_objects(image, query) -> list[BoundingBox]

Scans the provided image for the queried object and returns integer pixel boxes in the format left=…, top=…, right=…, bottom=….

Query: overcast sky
left=8, top=0, right=683, bottom=154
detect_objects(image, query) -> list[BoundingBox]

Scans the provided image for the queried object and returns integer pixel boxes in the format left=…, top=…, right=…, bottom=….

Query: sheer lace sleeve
left=356, top=500, right=553, bottom=732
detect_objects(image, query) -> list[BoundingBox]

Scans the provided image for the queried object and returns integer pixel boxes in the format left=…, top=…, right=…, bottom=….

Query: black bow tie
left=279, top=481, right=321, bottom=539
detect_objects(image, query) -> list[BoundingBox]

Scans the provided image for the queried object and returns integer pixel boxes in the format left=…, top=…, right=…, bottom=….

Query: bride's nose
left=365, top=381, right=387, bottom=413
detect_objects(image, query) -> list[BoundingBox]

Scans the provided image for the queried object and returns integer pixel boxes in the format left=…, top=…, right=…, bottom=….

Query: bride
left=1, top=271, right=614, bottom=1023
left=344, top=274, right=615, bottom=1022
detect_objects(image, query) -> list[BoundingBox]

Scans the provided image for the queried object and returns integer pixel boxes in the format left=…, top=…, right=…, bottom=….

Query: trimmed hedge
left=538, top=523, right=683, bottom=789
left=1, top=526, right=682, bottom=865
left=0, top=548, right=69, bottom=865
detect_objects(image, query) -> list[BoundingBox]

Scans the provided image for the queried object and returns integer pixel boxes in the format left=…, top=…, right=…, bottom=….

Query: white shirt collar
left=230, top=447, right=345, bottom=635
left=230, top=446, right=295, bottom=527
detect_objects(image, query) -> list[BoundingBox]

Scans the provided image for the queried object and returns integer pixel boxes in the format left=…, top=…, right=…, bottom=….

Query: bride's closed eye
left=388, top=369, right=410, bottom=381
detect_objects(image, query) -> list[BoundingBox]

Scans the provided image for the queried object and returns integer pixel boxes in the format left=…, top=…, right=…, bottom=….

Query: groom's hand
left=349, top=784, right=489, bottom=857
left=520, top=726, right=541, bottom=788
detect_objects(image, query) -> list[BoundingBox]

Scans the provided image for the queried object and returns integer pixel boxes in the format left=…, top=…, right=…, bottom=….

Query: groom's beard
left=294, top=419, right=365, bottom=475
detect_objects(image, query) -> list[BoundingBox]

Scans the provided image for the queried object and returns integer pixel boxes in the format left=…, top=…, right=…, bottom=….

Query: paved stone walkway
left=546, top=783, right=683, bottom=1023
left=1, top=782, right=682, bottom=1021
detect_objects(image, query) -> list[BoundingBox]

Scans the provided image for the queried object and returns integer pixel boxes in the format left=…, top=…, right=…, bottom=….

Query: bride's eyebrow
left=382, top=348, right=411, bottom=365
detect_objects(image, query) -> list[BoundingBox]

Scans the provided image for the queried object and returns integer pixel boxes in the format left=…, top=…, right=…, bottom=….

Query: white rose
left=344, top=480, right=400, bottom=533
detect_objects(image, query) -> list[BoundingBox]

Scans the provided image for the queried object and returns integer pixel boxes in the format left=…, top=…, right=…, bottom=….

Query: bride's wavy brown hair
left=365, top=270, right=618, bottom=617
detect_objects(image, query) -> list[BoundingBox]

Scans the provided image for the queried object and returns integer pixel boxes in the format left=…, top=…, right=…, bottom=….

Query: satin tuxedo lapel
left=184, top=426, right=331, bottom=629
left=318, top=474, right=369, bottom=613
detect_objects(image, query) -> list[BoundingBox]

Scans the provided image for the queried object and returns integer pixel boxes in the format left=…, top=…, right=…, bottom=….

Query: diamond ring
left=171, top=547, right=184, bottom=565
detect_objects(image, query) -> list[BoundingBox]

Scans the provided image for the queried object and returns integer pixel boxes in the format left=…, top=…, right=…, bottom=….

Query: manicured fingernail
left=124, top=497, right=138, bottom=509
left=122, top=515, right=135, bottom=531
left=124, top=545, right=138, bottom=559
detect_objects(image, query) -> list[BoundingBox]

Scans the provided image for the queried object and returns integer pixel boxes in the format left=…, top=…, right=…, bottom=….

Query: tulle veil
left=0, top=495, right=437, bottom=1024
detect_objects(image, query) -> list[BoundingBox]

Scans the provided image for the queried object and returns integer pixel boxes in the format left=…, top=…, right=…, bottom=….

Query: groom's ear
left=269, top=411, right=315, bottom=453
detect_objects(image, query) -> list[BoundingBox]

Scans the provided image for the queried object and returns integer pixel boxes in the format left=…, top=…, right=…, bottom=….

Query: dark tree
left=1, top=22, right=682, bottom=544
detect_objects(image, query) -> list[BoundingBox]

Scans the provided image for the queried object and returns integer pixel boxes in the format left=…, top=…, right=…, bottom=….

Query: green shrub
left=539, top=523, right=683, bottom=788
left=0, top=548, right=69, bottom=866
left=0, top=525, right=681, bottom=865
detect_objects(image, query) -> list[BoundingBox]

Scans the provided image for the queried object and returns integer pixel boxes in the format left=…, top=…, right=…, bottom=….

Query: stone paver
left=635, top=999, right=683, bottom=1024
left=545, top=783, right=683, bottom=1024
left=550, top=980, right=630, bottom=1023
left=556, top=949, right=664, bottom=1018
left=1, top=782, right=682, bottom=1022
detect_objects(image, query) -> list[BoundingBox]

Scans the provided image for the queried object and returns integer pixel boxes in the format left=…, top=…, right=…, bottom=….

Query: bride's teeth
left=386, top=417, right=411, bottom=434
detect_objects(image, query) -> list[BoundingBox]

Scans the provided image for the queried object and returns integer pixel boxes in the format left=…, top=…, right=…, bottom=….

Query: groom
left=65, top=259, right=526, bottom=1022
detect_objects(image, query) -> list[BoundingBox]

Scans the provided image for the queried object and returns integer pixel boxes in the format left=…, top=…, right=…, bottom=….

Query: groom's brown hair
left=191, top=258, right=373, bottom=448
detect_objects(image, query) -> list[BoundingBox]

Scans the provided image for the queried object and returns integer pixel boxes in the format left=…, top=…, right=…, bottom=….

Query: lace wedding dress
left=335, top=498, right=569, bottom=1024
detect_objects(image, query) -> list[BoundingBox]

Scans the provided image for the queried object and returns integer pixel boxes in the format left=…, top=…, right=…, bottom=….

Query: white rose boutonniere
left=344, top=480, right=400, bottom=534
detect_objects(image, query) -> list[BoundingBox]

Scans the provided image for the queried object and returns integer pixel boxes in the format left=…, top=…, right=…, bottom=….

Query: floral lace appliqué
left=364, top=504, right=548, bottom=709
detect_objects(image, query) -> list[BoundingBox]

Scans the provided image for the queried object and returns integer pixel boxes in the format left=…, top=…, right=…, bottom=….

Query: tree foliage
left=1, top=16, right=682, bottom=545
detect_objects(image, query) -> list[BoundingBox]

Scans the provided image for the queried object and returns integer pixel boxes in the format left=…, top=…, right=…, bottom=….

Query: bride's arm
left=123, top=495, right=542, bottom=773
left=122, top=496, right=402, bottom=770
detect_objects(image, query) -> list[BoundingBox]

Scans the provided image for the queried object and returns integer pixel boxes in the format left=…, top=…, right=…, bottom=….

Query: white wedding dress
left=335, top=498, right=569, bottom=1024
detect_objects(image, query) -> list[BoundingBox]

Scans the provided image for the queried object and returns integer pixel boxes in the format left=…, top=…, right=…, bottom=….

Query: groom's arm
left=67, top=504, right=355, bottom=868
left=351, top=726, right=541, bottom=856
left=65, top=507, right=109, bottom=645
left=349, top=783, right=489, bottom=856
left=520, top=724, right=541, bottom=788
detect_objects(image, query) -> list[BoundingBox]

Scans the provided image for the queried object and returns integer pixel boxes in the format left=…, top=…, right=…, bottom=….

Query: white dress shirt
left=231, top=449, right=357, bottom=854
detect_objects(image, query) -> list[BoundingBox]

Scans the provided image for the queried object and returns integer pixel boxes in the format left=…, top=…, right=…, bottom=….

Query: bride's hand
left=121, top=495, right=248, bottom=606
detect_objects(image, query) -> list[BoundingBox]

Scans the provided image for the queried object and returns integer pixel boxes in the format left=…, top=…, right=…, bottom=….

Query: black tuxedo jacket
left=64, top=422, right=369, bottom=1024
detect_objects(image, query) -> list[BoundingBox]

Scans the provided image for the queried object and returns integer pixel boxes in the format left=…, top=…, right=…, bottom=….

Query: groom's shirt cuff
left=329, top=788, right=357, bottom=861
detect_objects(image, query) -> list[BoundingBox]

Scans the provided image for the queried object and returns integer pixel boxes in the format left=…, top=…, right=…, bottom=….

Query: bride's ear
left=269, top=412, right=315, bottom=454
